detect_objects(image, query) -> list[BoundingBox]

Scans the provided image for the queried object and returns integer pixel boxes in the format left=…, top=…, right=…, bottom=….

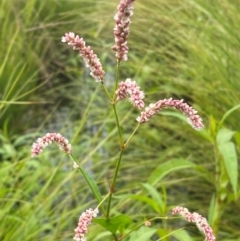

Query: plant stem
left=106, top=148, right=124, bottom=218
left=102, top=82, right=113, bottom=102
left=118, top=216, right=172, bottom=240
left=107, top=60, right=124, bottom=218
left=111, top=59, right=124, bottom=144
left=113, top=60, right=121, bottom=101
left=96, top=192, right=111, bottom=210
left=125, top=123, right=140, bottom=148
left=112, top=103, right=124, bottom=146
left=106, top=123, right=140, bottom=218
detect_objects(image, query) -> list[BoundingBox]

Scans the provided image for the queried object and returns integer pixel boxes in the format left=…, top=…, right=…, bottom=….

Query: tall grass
left=1, top=0, right=240, bottom=240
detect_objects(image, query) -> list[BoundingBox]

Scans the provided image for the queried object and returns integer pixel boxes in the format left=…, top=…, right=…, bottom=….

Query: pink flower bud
left=116, top=78, right=145, bottom=109
left=145, top=220, right=151, bottom=227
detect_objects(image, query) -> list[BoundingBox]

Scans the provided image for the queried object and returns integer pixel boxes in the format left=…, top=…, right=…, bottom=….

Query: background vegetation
left=0, top=0, right=239, bottom=240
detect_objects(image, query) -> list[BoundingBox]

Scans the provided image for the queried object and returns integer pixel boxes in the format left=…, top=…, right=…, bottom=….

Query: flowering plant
left=31, top=0, right=215, bottom=240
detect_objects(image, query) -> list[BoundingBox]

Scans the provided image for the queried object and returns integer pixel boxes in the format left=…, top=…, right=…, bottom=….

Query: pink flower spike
left=62, top=32, right=105, bottom=82
left=116, top=78, right=145, bottom=109
left=145, top=220, right=151, bottom=227
left=74, top=208, right=99, bottom=241
left=31, top=133, right=71, bottom=157
left=112, top=0, right=135, bottom=61
left=136, top=98, right=204, bottom=130
left=172, top=206, right=216, bottom=241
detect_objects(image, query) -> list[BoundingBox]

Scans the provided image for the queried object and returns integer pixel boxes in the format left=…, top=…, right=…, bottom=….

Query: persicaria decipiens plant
left=31, top=0, right=215, bottom=240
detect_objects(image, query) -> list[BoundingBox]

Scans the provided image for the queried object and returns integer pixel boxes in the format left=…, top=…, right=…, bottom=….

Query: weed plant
left=0, top=0, right=240, bottom=240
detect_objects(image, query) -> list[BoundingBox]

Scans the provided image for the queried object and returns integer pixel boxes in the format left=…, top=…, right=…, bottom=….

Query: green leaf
left=78, top=166, right=102, bottom=204
left=196, top=128, right=212, bottom=142
left=234, top=131, right=240, bottom=147
left=93, top=215, right=132, bottom=234
left=219, top=162, right=229, bottom=201
left=129, top=226, right=157, bottom=241
left=208, top=194, right=215, bottom=225
left=218, top=142, right=238, bottom=197
left=172, top=229, right=193, bottom=241
left=216, top=128, right=235, bottom=144
left=128, top=194, right=161, bottom=213
left=219, top=104, right=240, bottom=127
left=148, top=159, right=195, bottom=186
left=141, top=183, right=164, bottom=213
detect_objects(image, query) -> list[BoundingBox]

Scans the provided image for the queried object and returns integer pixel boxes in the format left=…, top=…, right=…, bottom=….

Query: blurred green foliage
left=0, top=0, right=240, bottom=240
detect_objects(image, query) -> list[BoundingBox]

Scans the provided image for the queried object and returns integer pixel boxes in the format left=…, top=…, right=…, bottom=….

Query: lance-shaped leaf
left=93, top=215, right=132, bottom=234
